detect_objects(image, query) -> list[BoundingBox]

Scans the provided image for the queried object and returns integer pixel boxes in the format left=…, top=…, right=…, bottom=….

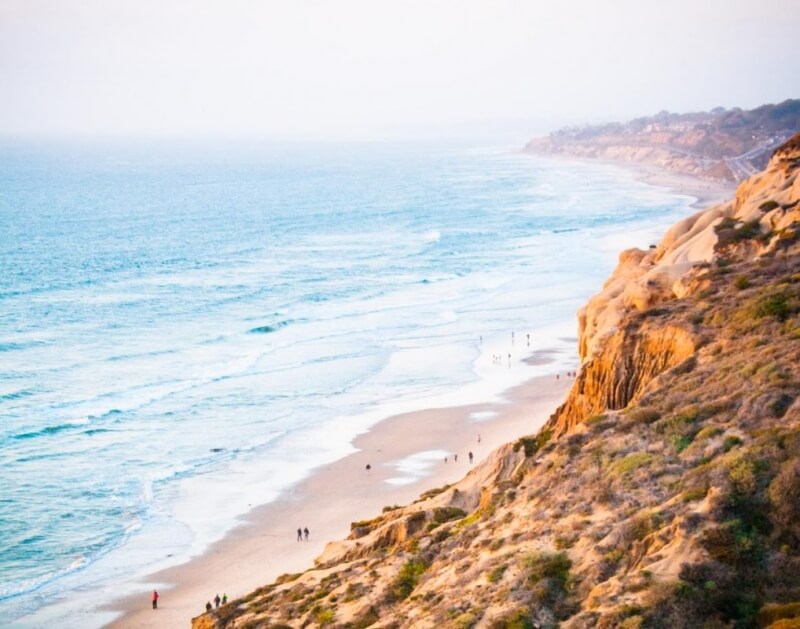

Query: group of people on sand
left=151, top=589, right=228, bottom=613
left=444, top=434, right=480, bottom=465
left=444, top=450, right=474, bottom=464
left=297, top=526, right=310, bottom=541
left=490, top=330, right=533, bottom=366
left=204, top=593, right=228, bottom=613
left=556, top=371, right=578, bottom=380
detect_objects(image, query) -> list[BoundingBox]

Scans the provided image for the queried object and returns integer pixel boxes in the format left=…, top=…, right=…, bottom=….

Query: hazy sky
left=1, top=0, right=798, bottom=141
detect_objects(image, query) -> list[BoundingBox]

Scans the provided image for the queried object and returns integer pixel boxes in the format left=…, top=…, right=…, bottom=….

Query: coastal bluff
left=194, top=135, right=800, bottom=628
left=525, top=100, right=800, bottom=182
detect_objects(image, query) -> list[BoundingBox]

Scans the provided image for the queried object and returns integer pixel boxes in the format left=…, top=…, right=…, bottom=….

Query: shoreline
left=105, top=368, right=572, bottom=627
left=522, top=151, right=736, bottom=211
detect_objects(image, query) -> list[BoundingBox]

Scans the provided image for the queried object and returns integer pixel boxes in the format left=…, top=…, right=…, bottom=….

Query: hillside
left=194, top=135, right=800, bottom=629
left=525, top=100, right=800, bottom=182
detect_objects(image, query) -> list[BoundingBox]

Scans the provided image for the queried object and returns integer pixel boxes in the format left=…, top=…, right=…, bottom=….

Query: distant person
left=366, top=463, right=371, bottom=472
left=454, top=453, right=458, bottom=462
left=214, top=593, right=221, bottom=608
left=304, top=527, right=309, bottom=541
left=468, top=451, right=474, bottom=464
left=222, top=593, right=228, bottom=605
left=206, top=601, right=212, bottom=613
left=297, top=527, right=302, bottom=541
left=527, top=333, right=530, bottom=347
left=152, top=590, right=159, bottom=610
left=444, top=456, right=448, bottom=463
left=477, top=434, right=481, bottom=443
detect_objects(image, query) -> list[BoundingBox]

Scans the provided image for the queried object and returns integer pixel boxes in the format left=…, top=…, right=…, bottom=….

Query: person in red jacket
left=152, top=590, right=159, bottom=609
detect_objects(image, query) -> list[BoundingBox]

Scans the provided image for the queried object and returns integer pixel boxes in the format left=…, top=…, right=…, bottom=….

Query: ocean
left=0, top=140, right=693, bottom=626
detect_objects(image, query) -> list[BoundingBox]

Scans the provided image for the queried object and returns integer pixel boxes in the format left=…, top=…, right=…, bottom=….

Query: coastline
left=101, top=155, right=726, bottom=629
left=522, top=151, right=736, bottom=211
left=106, top=368, right=572, bottom=628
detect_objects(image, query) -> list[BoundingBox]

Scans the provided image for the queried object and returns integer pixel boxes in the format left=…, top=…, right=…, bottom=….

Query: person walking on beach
left=214, top=593, right=221, bottom=608
left=366, top=463, right=371, bottom=472
left=454, top=453, right=458, bottom=462
left=469, top=451, right=474, bottom=464
left=152, top=590, right=159, bottom=609
left=205, top=601, right=212, bottom=613
left=222, top=593, right=228, bottom=605
left=304, top=527, right=309, bottom=541
left=297, top=527, right=302, bottom=541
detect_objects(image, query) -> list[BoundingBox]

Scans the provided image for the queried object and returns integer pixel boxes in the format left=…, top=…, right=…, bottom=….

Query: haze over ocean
left=0, top=141, right=693, bottom=625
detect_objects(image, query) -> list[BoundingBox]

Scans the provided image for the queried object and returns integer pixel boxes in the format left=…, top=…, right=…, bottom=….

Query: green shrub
left=675, top=435, right=694, bottom=452
left=433, top=507, right=467, bottom=523
left=315, top=608, right=335, bottom=626
left=489, top=608, right=534, bottom=629
left=389, top=557, right=428, bottom=601
left=417, top=484, right=451, bottom=501
left=611, top=453, right=653, bottom=477
left=454, top=612, right=478, bottom=629
left=700, top=519, right=763, bottom=566
left=735, top=275, right=751, bottom=290
left=769, top=393, right=795, bottom=417
left=656, top=412, right=701, bottom=452
left=682, top=487, right=708, bottom=502
left=524, top=551, right=571, bottom=590
left=513, top=428, right=553, bottom=457
left=488, top=564, right=507, bottom=583
left=750, top=288, right=800, bottom=322
left=723, top=436, right=743, bottom=452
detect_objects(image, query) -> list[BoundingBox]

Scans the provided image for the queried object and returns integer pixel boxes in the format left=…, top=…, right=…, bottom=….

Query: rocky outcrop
left=548, top=133, right=800, bottom=436
left=548, top=324, right=696, bottom=436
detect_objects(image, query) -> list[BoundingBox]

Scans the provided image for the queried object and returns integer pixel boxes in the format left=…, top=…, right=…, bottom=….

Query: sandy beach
left=625, top=164, right=736, bottom=210
left=528, top=151, right=737, bottom=211
left=105, top=367, right=571, bottom=628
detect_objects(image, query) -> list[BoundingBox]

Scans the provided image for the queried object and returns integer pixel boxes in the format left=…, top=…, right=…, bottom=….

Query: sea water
left=0, top=140, right=694, bottom=625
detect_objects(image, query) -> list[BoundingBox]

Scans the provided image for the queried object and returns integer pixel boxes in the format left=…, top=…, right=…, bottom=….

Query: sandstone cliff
left=547, top=132, right=800, bottom=437
left=194, top=135, right=800, bottom=629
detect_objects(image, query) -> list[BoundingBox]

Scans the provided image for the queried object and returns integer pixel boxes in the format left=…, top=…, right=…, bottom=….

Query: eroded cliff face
left=548, top=324, right=696, bottom=437
left=193, top=135, right=800, bottom=629
left=526, top=139, right=719, bottom=179
left=548, top=133, right=800, bottom=436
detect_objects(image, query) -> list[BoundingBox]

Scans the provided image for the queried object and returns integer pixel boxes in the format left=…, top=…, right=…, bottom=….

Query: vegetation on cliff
left=194, top=136, right=800, bottom=629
